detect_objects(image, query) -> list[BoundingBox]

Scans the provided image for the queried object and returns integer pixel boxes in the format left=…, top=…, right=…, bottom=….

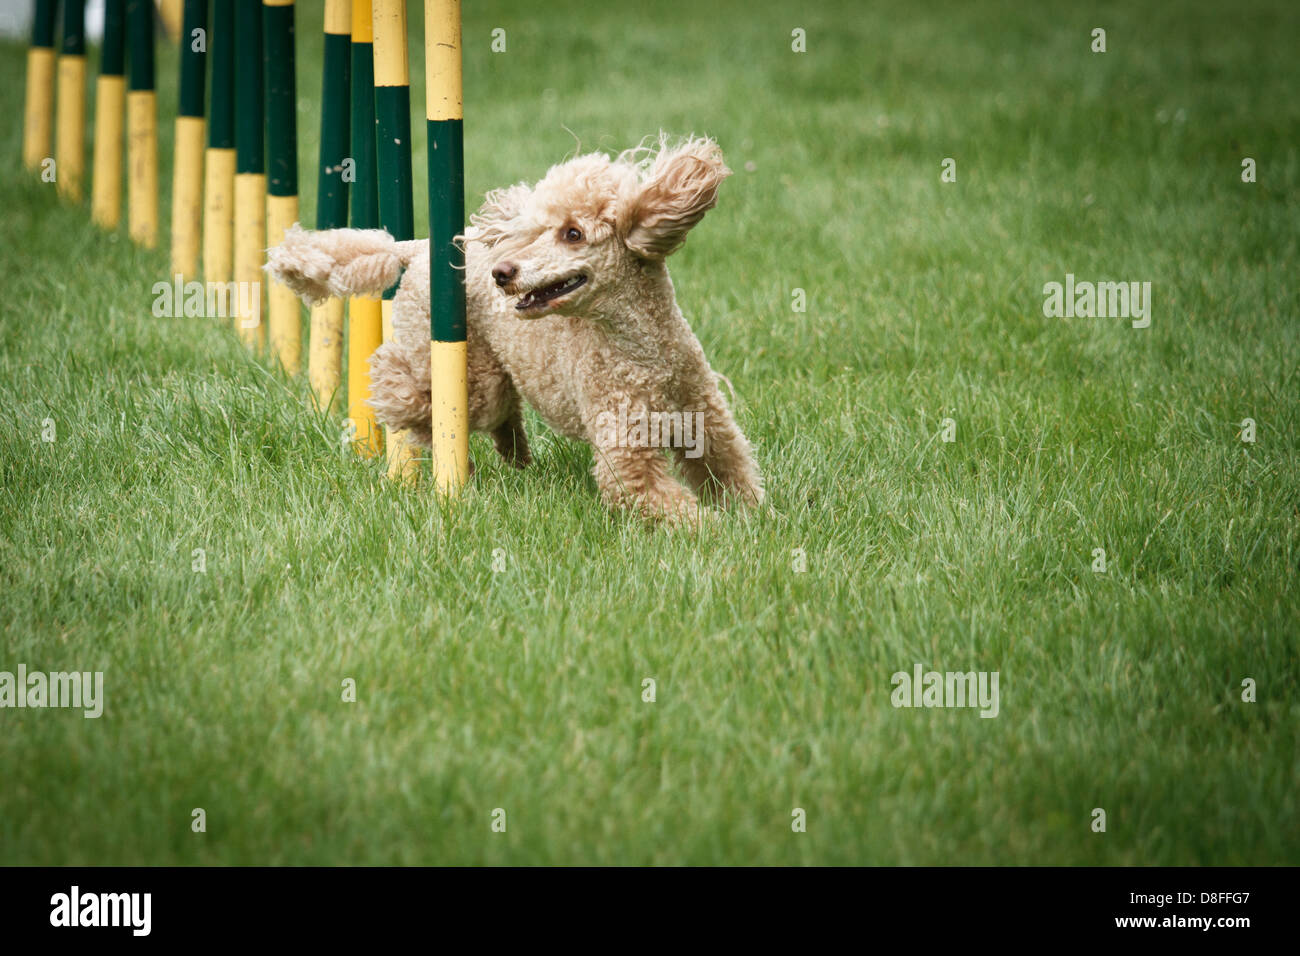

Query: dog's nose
left=492, top=262, right=517, bottom=287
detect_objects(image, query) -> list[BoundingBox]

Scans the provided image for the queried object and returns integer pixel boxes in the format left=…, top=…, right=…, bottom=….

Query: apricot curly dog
left=267, top=135, right=762, bottom=524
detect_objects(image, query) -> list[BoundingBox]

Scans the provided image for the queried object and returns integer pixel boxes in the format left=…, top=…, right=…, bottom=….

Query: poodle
left=266, top=135, right=763, bottom=524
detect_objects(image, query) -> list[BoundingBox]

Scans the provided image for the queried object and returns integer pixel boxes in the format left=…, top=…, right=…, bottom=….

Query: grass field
left=1, top=0, right=1297, bottom=866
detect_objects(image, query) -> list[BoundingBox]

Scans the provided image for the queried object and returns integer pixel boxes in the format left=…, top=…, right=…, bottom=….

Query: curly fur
left=266, top=135, right=763, bottom=524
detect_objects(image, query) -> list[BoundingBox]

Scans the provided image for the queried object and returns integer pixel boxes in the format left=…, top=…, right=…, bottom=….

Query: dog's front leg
left=591, top=442, right=703, bottom=525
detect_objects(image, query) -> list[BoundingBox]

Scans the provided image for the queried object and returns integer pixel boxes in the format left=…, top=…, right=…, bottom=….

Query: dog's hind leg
left=367, top=341, right=432, bottom=444
left=672, top=392, right=763, bottom=508
left=490, top=407, right=531, bottom=468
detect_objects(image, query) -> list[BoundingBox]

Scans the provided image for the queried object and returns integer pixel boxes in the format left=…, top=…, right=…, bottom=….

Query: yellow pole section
left=91, top=75, right=125, bottom=227
left=171, top=115, right=205, bottom=276
left=234, top=172, right=267, bottom=349
left=158, top=0, right=184, bottom=41
left=24, top=50, right=56, bottom=172
left=325, top=0, right=351, bottom=35
left=309, top=298, right=345, bottom=412
left=371, top=0, right=406, bottom=87
left=127, top=91, right=159, bottom=246
left=424, top=1, right=462, bottom=121
left=429, top=339, right=469, bottom=495
left=348, top=296, right=383, bottom=455
left=266, top=193, right=301, bottom=371
left=56, top=55, right=87, bottom=202
left=203, top=147, right=236, bottom=292
left=426, top=0, right=469, bottom=496
left=351, top=0, right=371, bottom=43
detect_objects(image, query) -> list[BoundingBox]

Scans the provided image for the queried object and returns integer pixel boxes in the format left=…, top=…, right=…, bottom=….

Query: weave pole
left=264, top=0, right=300, bottom=373
left=170, top=0, right=208, bottom=278
left=425, top=0, right=469, bottom=497
left=233, top=0, right=265, bottom=348
left=309, top=0, right=351, bottom=412
left=203, top=0, right=235, bottom=307
left=347, top=0, right=383, bottom=456
left=56, top=1, right=87, bottom=201
left=126, top=0, right=158, bottom=246
left=22, top=1, right=56, bottom=173
left=372, top=0, right=419, bottom=482
left=91, top=0, right=126, bottom=228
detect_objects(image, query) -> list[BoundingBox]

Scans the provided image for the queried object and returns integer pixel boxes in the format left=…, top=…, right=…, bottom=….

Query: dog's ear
left=466, top=182, right=533, bottom=247
left=621, top=137, right=731, bottom=259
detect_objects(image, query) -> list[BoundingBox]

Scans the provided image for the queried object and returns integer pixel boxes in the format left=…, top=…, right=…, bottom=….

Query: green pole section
left=178, top=0, right=208, bottom=118
left=61, top=1, right=86, bottom=56
left=375, top=86, right=414, bottom=240
left=317, top=24, right=350, bottom=229
left=101, top=0, right=125, bottom=77
left=33, top=1, right=56, bottom=48
left=428, top=119, right=465, bottom=343
left=374, top=92, right=413, bottom=297
left=234, top=0, right=262, bottom=175
left=349, top=22, right=377, bottom=230
left=125, top=0, right=153, bottom=92
left=262, top=2, right=296, bottom=199
left=208, top=0, right=234, bottom=149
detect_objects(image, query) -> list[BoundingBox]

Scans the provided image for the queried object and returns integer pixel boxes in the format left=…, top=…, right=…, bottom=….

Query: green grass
left=2, top=0, right=1297, bottom=865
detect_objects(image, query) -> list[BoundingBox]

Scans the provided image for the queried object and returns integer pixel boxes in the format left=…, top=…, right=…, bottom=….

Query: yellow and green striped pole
left=23, top=1, right=57, bottom=173
left=56, top=1, right=88, bottom=202
left=126, top=0, right=158, bottom=246
left=203, top=0, right=235, bottom=309
left=264, top=0, right=300, bottom=373
left=170, top=0, right=208, bottom=277
left=425, top=0, right=469, bottom=496
left=91, top=1, right=126, bottom=228
left=233, top=0, right=265, bottom=348
left=309, top=0, right=351, bottom=412
left=372, top=0, right=419, bottom=482
left=347, top=0, right=382, bottom=456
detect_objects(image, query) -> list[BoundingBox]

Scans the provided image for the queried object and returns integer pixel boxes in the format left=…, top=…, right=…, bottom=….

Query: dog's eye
left=563, top=226, right=583, bottom=243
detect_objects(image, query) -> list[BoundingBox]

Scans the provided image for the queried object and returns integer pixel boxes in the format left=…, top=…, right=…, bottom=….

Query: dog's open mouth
left=515, top=274, right=587, bottom=312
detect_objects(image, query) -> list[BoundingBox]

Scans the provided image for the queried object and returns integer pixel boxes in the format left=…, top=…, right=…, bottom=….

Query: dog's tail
left=265, top=225, right=426, bottom=305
